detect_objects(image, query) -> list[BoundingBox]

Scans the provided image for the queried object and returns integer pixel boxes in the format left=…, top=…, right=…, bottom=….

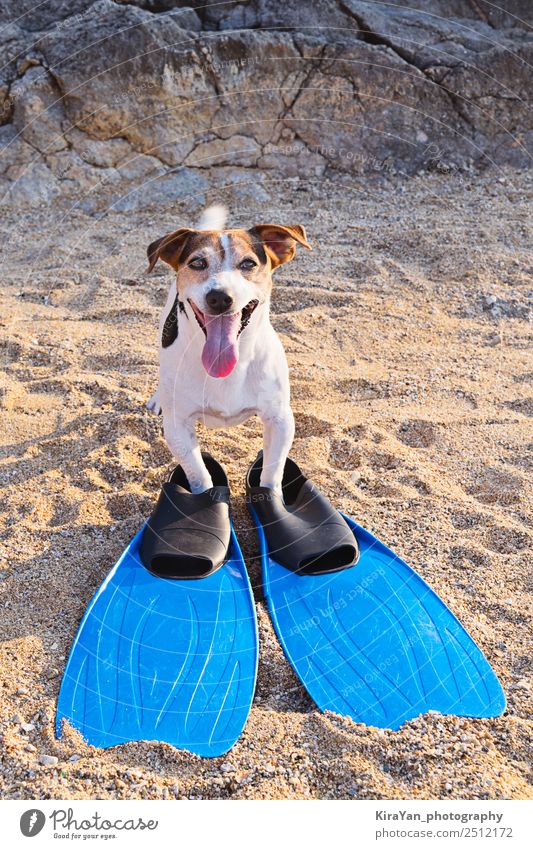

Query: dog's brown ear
left=146, top=228, right=195, bottom=272
left=249, top=224, right=311, bottom=269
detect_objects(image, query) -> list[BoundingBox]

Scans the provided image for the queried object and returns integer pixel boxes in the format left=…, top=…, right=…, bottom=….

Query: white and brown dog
left=146, top=206, right=311, bottom=494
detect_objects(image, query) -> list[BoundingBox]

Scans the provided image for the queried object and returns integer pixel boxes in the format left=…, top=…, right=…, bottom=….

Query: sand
left=0, top=167, right=531, bottom=800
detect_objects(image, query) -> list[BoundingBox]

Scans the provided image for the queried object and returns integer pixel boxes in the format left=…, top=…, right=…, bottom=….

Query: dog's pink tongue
left=201, top=312, right=241, bottom=378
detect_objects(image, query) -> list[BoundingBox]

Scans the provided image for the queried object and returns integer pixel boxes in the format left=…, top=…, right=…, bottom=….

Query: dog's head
left=147, top=223, right=311, bottom=378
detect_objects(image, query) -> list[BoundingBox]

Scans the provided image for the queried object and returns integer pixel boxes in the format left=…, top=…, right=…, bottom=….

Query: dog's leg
left=163, top=418, right=213, bottom=492
left=149, top=281, right=178, bottom=416
left=146, top=387, right=162, bottom=415
left=260, top=409, right=295, bottom=495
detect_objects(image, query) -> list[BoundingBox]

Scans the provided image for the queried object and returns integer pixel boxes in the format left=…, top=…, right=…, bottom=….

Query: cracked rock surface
left=0, top=1, right=531, bottom=206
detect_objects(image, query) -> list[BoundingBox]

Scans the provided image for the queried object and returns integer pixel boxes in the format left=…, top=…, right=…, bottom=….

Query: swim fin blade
left=247, top=457, right=505, bottom=730
left=56, top=525, right=258, bottom=757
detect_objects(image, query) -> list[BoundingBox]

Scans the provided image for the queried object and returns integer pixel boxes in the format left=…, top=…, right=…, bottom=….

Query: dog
left=146, top=205, right=311, bottom=495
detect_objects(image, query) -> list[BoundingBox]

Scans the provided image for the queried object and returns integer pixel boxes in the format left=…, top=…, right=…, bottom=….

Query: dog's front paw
left=146, top=390, right=162, bottom=415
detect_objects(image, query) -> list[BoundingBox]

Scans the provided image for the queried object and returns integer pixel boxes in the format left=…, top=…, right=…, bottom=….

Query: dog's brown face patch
left=147, top=224, right=310, bottom=278
left=172, top=229, right=273, bottom=298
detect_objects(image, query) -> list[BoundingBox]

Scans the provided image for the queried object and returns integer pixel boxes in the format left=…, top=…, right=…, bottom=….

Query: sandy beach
left=0, top=168, right=531, bottom=800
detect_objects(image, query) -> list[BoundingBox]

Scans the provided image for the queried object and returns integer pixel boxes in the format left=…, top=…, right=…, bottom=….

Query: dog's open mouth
left=188, top=299, right=259, bottom=338
left=188, top=299, right=259, bottom=379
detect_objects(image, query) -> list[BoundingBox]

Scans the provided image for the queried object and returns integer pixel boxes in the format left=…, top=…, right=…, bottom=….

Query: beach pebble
left=46, top=668, right=60, bottom=679
left=20, top=723, right=35, bottom=733
left=39, top=754, right=59, bottom=766
left=127, top=769, right=143, bottom=779
left=69, top=754, right=81, bottom=762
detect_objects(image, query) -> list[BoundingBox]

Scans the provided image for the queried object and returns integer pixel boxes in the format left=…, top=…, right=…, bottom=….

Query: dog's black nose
left=205, top=289, right=234, bottom=314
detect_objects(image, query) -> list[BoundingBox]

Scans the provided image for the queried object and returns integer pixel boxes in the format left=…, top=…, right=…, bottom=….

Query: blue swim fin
left=247, top=456, right=505, bottom=730
left=56, top=524, right=258, bottom=757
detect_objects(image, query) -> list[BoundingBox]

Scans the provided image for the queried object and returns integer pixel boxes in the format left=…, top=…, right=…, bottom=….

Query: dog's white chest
left=199, top=406, right=256, bottom=428
left=192, top=370, right=263, bottom=426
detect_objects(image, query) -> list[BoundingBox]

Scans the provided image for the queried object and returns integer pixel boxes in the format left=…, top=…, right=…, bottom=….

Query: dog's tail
left=197, top=204, right=228, bottom=231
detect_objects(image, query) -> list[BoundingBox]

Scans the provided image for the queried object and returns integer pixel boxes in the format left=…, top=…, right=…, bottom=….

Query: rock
left=117, top=1, right=202, bottom=31
left=341, top=0, right=527, bottom=69
left=0, top=125, right=35, bottom=176
left=39, top=0, right=201, bottom=154
left=215, top=0, right=356, bottom=34
left=1, top=0, right=96, bottom=32
left=47, top=150, right=121, bottom=192
left=0, top=0, right=531, bottom=204
left=45, top=668, right=60, bottom=680
left=20, top=723, right=35, bottom=733
left=4, top=160, right=60, bottom=205
left=11, top=67, right=68, bottom=154
left=117, top=153, right=166, bottom=182
left=65, top=129, right=133, bottom=168
left=258, top=137, right=325, bottom=177
left=110, top=167, right=208, bottom=212
left=39, top=754, right=59, bottom=766
left=185, top=136, right=262, bottom=168
left=210, top=167, right=270, bottom=203
left=126, top=769, right=143, bottom=779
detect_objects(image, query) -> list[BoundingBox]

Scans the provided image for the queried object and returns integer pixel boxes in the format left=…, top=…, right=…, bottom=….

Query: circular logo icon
left=20, top=809, right=46, bottom=837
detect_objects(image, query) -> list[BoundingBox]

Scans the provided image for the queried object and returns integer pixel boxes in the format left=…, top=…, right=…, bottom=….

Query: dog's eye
left=189, top=257, right=207, bottom=270
left=239, top=258, right=257, bottom=270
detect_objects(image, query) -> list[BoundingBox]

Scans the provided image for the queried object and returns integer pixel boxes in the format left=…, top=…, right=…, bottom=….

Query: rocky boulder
left=0, top=0, right=530, bottom=207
